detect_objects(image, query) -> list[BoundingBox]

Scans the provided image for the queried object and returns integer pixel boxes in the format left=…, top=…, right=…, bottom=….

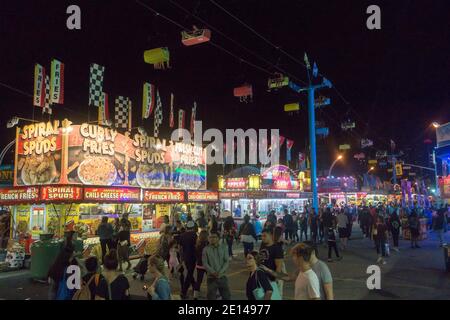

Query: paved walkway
left=0, top=226, right=449, bottom=300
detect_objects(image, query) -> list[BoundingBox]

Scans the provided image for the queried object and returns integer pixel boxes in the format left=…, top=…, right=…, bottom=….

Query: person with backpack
left=73, top=256, right=103, bottom=300
left=196, top=211, right=208, bottom=232
left=374, top=216, right=388, bottom=264
left=179, top=221, right=198, bottom=299
left=327, top=227, right=342, bottom=262
left=47, top=246, right=78, bottom=300
left=145, top=255, right=172, bottom=300
left=388, top=210, right=401, bottom=252
left=238, top=214, right=258, bottom=257
left=96, top=250, right=130, bottom=300
left=157, top=226, right=172, bottom=268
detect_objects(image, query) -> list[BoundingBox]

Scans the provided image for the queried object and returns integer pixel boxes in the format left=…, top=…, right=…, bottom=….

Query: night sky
left=1, top=0, right=449, bottom=186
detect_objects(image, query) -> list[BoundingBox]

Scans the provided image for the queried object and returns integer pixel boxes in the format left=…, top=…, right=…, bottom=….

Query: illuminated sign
left=286, top=193, right=301, bottom=198
left=0, top=187, right=39, bottom=203
left=226, top=178, right=247, bottom=189
left=84, top=187, right=141, bottom=202
left=187, top=191, right=219, bottom=202
left=143, top=190, right=185, bottom=202
left=41, top=186, right=83, bottom=201
left=219, top=192, right=247, bottom=199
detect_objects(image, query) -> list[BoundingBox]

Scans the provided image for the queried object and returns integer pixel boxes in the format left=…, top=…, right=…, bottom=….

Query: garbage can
left=444, top=245, right=450, bottom=272
left=30, top=234, right=62, bottom=281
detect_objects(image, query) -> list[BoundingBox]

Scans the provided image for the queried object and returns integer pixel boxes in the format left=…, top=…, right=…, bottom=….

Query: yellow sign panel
left=284, top=103, right=300, bottom=112
left=395, top=164, right=403, bottom=176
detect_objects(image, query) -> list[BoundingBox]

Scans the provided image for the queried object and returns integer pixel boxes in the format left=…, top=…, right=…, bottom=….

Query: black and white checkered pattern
left=43, top=75, right=52, bottom=115
left=89, top=63, right=105, bottom=107
left=114, top=96, right=129, bottom=129
left=153, top=90, right=163, bottom=137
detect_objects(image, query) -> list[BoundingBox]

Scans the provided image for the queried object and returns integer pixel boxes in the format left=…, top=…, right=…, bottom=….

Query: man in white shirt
left=336, top=210, right=349, bottom=250
left=261, top=242, right=321, bottom=300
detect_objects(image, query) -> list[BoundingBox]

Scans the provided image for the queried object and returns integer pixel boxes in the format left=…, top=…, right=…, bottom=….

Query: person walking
left=223, top=215, right=236, bottom=259
left=299, top=212, right=309, bottom=241
left=304, top=241, right=334, bottom=300
left=238, top=214, right=258, bottom=257
left=388, top=210, right=401, bottom=252
left=309, top=210, right=319, bottom=244
left=145, top=255, right=171, bottom=300
left=245, top=251, right=275, bottom=300
left=433, top=206, right=448, bottom=247
left=336, top=209, right=349, bottom=250
left=111, top=218, right=120, bottom=250
left=97, top=250, right=130, bottom=300
left=318, top=208, right=324, bottom=243
left=374, top=216, right=388, bottom=264
left=196, top=211, right=208, bottom=232
left=292, top=211, right=300, bottom=242
left=78, top=256, right=103, bottom=300
left=408, top=210, right=421, bottom=248
left=96, top=216, right=114, bottom=263
left=283, top=209, right=294, bottom=243
left=327, top=227, right=341, bottom=262
left=179, top=220, right=198, bottom=299
left=322, top=208, right=334, bottom=244
left=262, top=243, right=320, bottom=300
left=117, top=221, right=132, bottom=271
left=120, top=213, right=132, bottom=245
left=193, top=230, right=209, bottom=300
left=47, top=246, right=78, bottom=300
left=208, top=214, right=219, bottom=234
left=202, top=231, right=231, bottom=300
left=157, top=226, right=172, bottom=268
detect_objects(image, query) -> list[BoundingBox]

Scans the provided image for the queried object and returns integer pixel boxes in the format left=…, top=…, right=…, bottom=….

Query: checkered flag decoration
left=89, top=63, right=105, bottom=107
left=114, top=96, right=130, bottom=129
left=154, top=90, right=163, bottom=137
left=43, top=75, right=52, bottom=115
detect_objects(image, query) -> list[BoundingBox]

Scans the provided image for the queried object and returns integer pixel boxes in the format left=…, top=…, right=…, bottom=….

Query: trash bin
left=30, top=234, right=62, bottom=281
left=444, top=245, right=450, bottom=272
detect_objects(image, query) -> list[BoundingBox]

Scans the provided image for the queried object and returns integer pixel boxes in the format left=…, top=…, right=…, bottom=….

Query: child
left=168, top=240, right=180, bottom=279
left=327, top=227, right=342, bottom=262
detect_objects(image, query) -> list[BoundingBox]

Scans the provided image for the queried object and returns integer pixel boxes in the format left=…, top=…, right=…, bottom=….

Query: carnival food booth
left=317, top=176, right=359, bottom=205
left=218, top=165, right=312, bottom=226
left=0, top=119, right=218, bottom=259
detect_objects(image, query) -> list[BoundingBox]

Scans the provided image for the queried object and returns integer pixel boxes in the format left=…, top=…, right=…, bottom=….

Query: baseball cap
left=186, top=221, right=195, bottom=229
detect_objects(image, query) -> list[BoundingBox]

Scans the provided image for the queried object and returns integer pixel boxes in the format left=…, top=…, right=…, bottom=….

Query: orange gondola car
left=233, top=84, right=253, bottom=103
left=181, top=27, right=211, bottom=46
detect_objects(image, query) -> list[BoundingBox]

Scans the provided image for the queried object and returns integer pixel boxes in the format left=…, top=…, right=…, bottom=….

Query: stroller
left=132, top=254, right=150, bottom=280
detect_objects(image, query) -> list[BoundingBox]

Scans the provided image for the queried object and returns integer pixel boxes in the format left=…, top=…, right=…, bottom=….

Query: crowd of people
left=46, top=201, right=448, bottom=300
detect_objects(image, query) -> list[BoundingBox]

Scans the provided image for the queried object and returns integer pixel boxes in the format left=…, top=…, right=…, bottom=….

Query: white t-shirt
left=295, top=269, right=321, bottom=300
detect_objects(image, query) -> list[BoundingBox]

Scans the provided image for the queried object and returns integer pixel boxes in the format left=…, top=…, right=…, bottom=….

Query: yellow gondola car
left=144, top=47, right=170, bottom=69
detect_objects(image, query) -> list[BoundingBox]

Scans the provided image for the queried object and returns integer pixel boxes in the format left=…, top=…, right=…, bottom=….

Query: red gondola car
left=233, top=84, right=253, bottom=103
left=181, top=27, right=211, bottom=46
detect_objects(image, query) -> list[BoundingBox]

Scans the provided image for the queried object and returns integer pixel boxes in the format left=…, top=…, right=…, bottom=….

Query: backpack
left=72, top=274, right=100, bottom=300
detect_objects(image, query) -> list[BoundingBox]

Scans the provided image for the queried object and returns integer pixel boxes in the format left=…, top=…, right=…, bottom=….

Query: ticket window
left=30, top=205, right=46, bottom=238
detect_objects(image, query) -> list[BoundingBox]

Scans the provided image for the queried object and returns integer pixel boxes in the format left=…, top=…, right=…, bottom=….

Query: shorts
left=338, top=227, right=348, bottom=238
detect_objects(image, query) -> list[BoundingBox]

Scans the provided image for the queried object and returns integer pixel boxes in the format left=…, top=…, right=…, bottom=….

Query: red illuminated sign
left=187, top=191, right=219, bottom=202
left=41, top=186, right=83, bottom=201
left=84, top=187, right=141, bottom=202
left=0, top=187, right=39, bottom=203
left=143, top=190, right=185, bottom=203
left=226, top=178, right=247, bottom=189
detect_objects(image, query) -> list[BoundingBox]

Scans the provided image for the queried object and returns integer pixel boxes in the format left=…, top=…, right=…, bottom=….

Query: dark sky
left=0, top=0, right=449, bottom=184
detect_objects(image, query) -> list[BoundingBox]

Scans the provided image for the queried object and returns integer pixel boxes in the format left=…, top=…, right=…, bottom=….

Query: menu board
left=0, top=187, right=39, bottom=203
left=187, top=191, right=219, bottom=202
left=84, top=187, right=141, bottom=202
left=261, top=165, right=299, bottom=191
left=15, top=121, right=63, bottom=185
left=41, top=186, right=83, bottom=201
left=143, top=190, right=185, bottom=203
left=67, top=124, right=131, bottom=186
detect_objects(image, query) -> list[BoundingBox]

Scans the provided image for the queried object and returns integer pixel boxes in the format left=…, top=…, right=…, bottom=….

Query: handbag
left=252, top=269, right=281, bottom=300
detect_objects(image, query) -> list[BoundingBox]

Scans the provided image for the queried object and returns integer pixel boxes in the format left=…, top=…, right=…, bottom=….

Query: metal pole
left=433, top=148, right=440, bottom=196
left=392, top=155, right=397, bottom=185
left=328, top=158, right=340, bottom=177
left=308, top=86, right=318, bottom=213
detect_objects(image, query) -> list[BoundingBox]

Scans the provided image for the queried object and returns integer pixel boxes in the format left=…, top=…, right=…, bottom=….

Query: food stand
left=0, top=119, right=219, bottom=259
left=218, top=165, right=312, bottom=225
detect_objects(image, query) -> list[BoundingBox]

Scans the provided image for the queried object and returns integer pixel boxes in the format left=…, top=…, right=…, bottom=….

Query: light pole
left=328, top=155, right=343, bottom=177
left=366, top=166, right=375, bottom=174
left=289, top=73, right=332, bottom=213
left=432, top=122, right=441, bottom=196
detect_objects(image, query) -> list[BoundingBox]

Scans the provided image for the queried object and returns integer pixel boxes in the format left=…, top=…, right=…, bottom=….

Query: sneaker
left=382, top=260, right=387, bottom=265
left=376, top=257, right=382, bottom=263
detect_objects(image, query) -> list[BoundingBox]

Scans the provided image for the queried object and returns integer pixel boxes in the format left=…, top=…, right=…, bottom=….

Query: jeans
left=225, top=238, right=233, bottom=257
left=182, top=262, right=196, bottom=297
left=375, top=238, right=386, bottom=257
left=100, top=239, right=112, bottom=263
left=300, top=228, right=308, bottom=241
left=194, top=268, right=206, bottom=291
left=435, top=229, right=444, bottom=245
left=242, top=242, right=254, bottom=257
left=328, top=241, right=339, bottom=259
left=207, top=276, right=231, bottom=300
left=392, top=231, right=399, bottom=247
